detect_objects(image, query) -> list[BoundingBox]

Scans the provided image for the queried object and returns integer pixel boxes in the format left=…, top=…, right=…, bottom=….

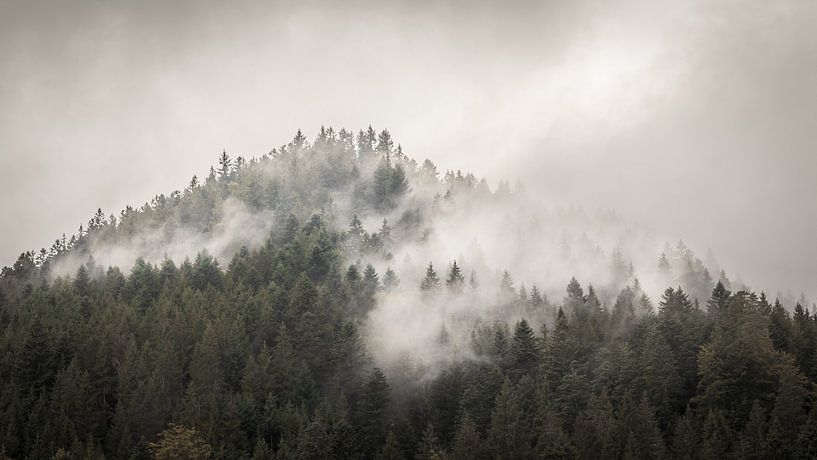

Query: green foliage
left=446, top=261, right=464, bottom=294
left=0, top=127, right=815, bottom=459
left=149, top=424, right=212, bottom=460
left=420, top=262, right=440, bottom=292
left=358, top=368, right=391, bottom=457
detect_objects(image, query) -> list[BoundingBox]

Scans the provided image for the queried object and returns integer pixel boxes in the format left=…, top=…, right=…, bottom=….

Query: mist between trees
left=1, top=128, right=815, bottom=459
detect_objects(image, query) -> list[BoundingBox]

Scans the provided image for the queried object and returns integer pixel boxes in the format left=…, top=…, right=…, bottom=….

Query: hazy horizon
left=2, top=0, right=816, bottom=300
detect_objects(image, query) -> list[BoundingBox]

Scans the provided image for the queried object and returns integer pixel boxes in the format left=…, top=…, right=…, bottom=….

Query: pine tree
left=415, top=422, right=444, bottom=460
left=292, top=129, right=307, bottom=149
left=573, top=390, right=615, bottom=459
left=373, top=157, right=395, bottom=210
left=149, top=424, right=212, bottom=460
left=658, top=252, right=671, bottom=273
left=736, top=400, right=769, bottom=459
left=546, top=308, right=573, bottom=391
left=363, top=264, right=381, bottom=308
left=488, top=378, right=532, bottom=460
left=706, top=281, right=731, bottom=321
left=564, top=277, right=585, bottom=313
left=500, top=270, right=515, bottom=301
left=383, top=267, right=399, bottom=290
left=518, top=284, right=528, bottom=305
left=767, top=299, right=794, bottom=352
left=615, top=393, right=666, bottom=459
left=534, top=406, right=573, bottom=460
left=509, top=319, right=539, bottom=378
left=349, top=215, right=365, bottom=239
left=451, top=412, right=483, bottom=460
left=251, top=436, right=273, bottom=460
left=446, top=261, right=465, bottom=294
left=49, top=359, right=95, bottom=449
left=14, top=319, right=54, bottom=391
left=420, top=262, right=441, bottom=292
left=695, top=292, right=778, bottom=424
left=377, top=431, right=405, bottom=460
left=379, top=219, right=393, bottom=248
left=73, top=265, right=90, bottom=296
left=358, top=368, right=391, bottom=457
left=671, top=411, right=699, bottom=460
left=529, top=285, right=544, bottom=308
left=638, top=327, right=681, bottom=428
left=218, top=150, right=232, bottom=179
left=796, top=408, right=817, bottom=458
left=191, top=250, right=223, bottom=291
left=701, top=410, right=733, bottom=460
left=768, top=360, right=809, bottom=452
left=296, top=411, right=334, bottom=459
left=376, top=129, right=394, bottom=154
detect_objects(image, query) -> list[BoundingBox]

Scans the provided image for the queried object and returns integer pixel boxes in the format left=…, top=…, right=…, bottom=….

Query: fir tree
left=446, top=261, right=465, bottom=294
left=420, top=262, right=441, bottom=292
left=358, top=368, right=391, bottom=457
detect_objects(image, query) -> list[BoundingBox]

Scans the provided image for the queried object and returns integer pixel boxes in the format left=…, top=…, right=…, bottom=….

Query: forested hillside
left=1, top=128, right=816, bottom=459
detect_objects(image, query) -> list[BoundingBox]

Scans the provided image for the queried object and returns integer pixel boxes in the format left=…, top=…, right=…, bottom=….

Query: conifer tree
left=149, top=424, right=212, bottom=460
left=500, top=270, right=515, bottom=300
left=573, top=390, right=615, bottom=459
left=358, top=368, right=391, bottom=457
left=363, top=264, right=381, bottom=305
left=446, top=261, right=465, bottom=294
left=378, top=431, right=405, bottom=460
left=737, top=400, right=769, bottom=459
left=218, top=150, right=232, bottom=179
left=701, top=410, right=734, bottom=460
left=415, top=422, right=444, bottom=460
left=383, top=267, right=399, bottom=290
left=488, top=378, right=532, bottom=460
left=376, top=129, right=394, bottom=154
left=529, top=284, right=544, bottom=308
left=509, top=319, right=539, bottom=378
left=14, top=319, right=54, bottom=392
left=546, top=308, right=573, bottom=390
left=638, top=327, right=681, bottom=427
left=420, top=262, right=441, bottom=292
left=451, top=412, right=483, bottom=460
left=658, top=253, right=671, bottom=273
left=671, top=411, right=699, bottom=460
left=564, top=277, right=585, bottom=314
left=796, top=408, right=817, bottom=458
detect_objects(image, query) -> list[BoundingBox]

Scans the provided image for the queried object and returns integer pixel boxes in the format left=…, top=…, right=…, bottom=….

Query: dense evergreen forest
left=1, top=127, right=816, bottom=459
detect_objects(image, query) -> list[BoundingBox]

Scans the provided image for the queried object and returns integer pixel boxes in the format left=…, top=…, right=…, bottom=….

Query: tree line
left=1, top=128, right=815, bottom=459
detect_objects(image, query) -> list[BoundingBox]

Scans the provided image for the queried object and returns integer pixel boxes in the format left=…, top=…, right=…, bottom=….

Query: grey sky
left=1, top=0, right=815, bottom=298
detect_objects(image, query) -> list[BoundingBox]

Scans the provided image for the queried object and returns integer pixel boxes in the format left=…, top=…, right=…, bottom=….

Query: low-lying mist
left=13, top=128, right=811, bottom=379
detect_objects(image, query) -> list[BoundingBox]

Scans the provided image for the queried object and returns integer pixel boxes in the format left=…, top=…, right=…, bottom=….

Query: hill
left=0, top=128, right=815, bottom=459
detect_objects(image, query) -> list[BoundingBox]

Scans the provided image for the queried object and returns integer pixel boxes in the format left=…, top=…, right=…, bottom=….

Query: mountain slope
left=0, top=128, right=815, bottom=459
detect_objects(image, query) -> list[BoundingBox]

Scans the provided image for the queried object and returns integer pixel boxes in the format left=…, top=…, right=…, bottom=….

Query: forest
left=1, top=127, right=816, bottom=459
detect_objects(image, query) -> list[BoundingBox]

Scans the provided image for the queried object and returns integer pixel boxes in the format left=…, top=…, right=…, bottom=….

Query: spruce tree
left=420, top=262, right=441, bottom=292
left=358, top=368, right=391, bottom=457
left=701, top=410, right=734, bottom=460
left=488, top=378, right=532, bottom=460
left=509, top=319, right=539, bottom=378
left=451, top=412, right=483, bottom=460
left=383, top=267, right=399, bottom=290
left=528, top=284, right=544, bottom=308
left=377, top=431, right=405, bottom=460
left=446, top=261, right=465, bottom=294
left=736, top=400, right=769, bottom=459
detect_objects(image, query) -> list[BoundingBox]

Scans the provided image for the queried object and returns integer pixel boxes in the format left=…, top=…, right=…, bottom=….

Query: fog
left=49, top=197, right=276, bottom=279
left=1, top=0, right=816, bottom=298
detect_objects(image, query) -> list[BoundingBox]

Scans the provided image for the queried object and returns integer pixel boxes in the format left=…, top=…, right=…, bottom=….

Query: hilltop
left=0, top=128, right=815, bottom=459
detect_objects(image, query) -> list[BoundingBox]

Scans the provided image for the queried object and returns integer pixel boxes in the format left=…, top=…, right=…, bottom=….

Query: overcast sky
left=1, top=0, right=815, bottom=298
